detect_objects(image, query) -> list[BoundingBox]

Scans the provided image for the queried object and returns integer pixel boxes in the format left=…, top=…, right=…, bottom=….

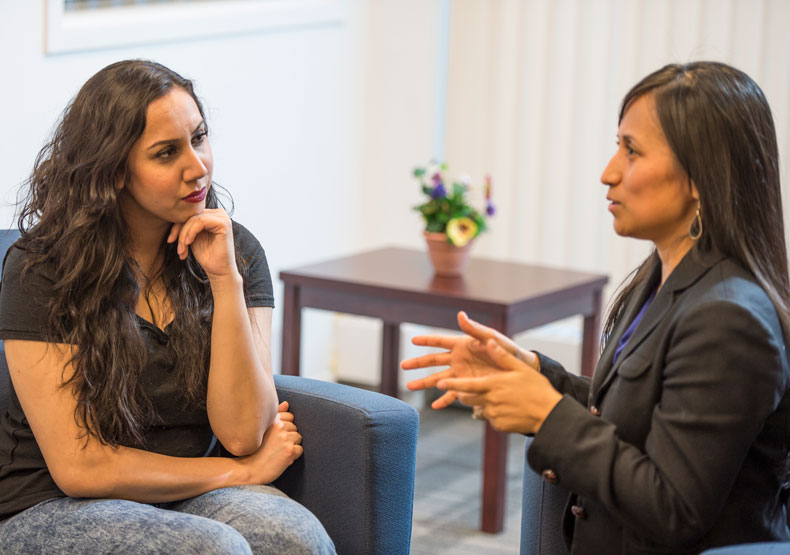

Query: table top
left=280, top=247, right=608, bottom=308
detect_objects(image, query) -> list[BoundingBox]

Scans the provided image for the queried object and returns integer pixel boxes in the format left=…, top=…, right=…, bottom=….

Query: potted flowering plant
left=414, top=161, right=494, bottom=276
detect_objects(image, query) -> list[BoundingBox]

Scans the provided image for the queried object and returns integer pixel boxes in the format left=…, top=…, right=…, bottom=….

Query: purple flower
left=486, top=201, right=496, bottom=216
left=431, top=183, right=447, bottom=199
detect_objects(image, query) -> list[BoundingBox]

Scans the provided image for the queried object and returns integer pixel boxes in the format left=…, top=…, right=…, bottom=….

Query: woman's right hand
left=241, top=401, right=303, bottom=485
left=401, top=311, right=538, bottom=409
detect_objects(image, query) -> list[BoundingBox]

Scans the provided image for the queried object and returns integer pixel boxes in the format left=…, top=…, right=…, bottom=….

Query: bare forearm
left=56, top=444, right=254, bottom=503
left=207, top=274, right=277, bottom=453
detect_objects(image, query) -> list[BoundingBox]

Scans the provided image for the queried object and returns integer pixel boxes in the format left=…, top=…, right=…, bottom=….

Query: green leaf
left=473, top=213, right=486, bottom=232
left=419, top=204, right=437, bottom=217
left=452, top=182, right=466, bottom=197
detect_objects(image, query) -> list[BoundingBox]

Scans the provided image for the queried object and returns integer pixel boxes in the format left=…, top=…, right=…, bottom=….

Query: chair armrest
left=521, top=437, right=570, bottom=555
left=273, top=374, right=419, bottom=555
left=701, top=544, right=790, bottom=554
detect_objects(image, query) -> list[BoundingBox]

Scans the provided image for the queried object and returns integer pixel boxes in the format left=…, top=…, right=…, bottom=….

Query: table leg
left=281, top=283, right=302, bottom=376
left=482, top=422, right=507, bottom=533
left=580, top=288, right=603, bottom=378
left=380, top=322, right=400, bottom=398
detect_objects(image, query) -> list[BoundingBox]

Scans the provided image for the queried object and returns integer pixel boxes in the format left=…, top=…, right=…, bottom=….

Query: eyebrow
left=145, top=120, right=206, bottom=151
left=619, top=134, right=637, bottom=146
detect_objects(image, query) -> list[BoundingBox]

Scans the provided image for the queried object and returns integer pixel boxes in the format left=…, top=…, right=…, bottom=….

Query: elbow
left=640, top=510, right=709, bottom=548
left=670, top=517, right=712, bottom=548
left=50, top=461, right=106, bottom=498
left=222, top=437, right=263, bottom=457
left=56, top=479, right=89, bottom=499
left=219, top=414, right=275, bottom=457
left=655, top=528, right=709, bottom=552
left=46, top=446, right=121, bottom=499
left=214, top=401, right=278, bottom=456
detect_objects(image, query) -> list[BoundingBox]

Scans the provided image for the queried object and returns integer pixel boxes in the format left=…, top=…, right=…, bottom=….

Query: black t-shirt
left=0, top=221, right=274, bottom=520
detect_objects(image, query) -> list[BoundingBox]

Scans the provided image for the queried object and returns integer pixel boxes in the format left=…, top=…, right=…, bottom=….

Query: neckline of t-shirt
left=135, top=313, right=173, bottom=335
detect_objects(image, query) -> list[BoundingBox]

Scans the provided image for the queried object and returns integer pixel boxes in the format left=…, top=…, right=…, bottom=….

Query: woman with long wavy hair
left=0, top=60, right=334, bottom=553
left=403, top=61, right=790, bottom=553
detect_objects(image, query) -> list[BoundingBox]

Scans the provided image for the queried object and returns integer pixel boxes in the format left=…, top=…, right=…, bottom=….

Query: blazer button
left=589, top=406, right=601, bottom=416
left=571, top=504, right=587, bottom=519
left=541, top=469, right=558, bottom=484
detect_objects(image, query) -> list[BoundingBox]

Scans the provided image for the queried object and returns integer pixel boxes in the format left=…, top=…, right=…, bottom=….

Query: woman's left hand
left=438, top=339, right=563, bottom=435
left=167, top=209, right=238, bottom=280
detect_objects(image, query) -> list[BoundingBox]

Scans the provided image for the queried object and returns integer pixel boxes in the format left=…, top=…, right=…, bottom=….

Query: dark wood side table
left=279, top=247, right=608, bottom=533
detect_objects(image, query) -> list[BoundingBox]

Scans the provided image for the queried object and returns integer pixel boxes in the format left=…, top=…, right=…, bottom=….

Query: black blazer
left=528, top=247, right=790, bottom=554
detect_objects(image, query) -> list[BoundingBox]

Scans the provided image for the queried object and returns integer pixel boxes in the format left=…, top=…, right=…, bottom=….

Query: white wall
left=2, top=0, right=789, bottom=391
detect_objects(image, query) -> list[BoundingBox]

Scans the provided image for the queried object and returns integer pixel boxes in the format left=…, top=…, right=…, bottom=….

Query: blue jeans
left=0, top=485, right=335, bottom=554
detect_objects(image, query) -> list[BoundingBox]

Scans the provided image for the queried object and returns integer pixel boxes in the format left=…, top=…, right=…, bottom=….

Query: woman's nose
left=600, top=152, right=620, bottom=187
left=183, top=147, right=208, bottom=182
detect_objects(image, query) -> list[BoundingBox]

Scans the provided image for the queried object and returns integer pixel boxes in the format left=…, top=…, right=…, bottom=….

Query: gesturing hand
left=242, top=401, right=303, bottom=485
left=437, top=339, right=562, bottom=435
left=401, top=311, right=539, bottom=409
left=167, top=209, right=237, bottom=280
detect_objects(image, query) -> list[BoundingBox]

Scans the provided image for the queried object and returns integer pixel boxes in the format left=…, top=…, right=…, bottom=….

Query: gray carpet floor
left=410, top=405, right=527, bottom=554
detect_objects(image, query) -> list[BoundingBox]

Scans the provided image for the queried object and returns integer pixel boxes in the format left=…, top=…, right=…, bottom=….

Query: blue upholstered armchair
left=519, top=437, right=790, bottom=555
left=272, top=375, right=418, bottom=554
left=0, top=230, right=419, bottom=554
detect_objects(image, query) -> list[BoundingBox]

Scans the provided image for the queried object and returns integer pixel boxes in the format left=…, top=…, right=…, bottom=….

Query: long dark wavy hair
left=17, top=60, right=245, bottom=447
left=603, top=61, right=790, bottom=345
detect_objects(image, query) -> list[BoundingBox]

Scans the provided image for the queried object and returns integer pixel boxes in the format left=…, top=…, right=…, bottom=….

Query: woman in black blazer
left=403, top=61, right=790, bottom=554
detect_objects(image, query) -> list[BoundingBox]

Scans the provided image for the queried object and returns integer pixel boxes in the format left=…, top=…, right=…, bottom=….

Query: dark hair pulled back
left=604, top=62, right=790, bottom=347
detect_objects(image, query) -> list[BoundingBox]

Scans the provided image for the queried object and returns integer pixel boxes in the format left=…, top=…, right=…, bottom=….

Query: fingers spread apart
left=406, top=368, right=454, bottom=391
left=401, top=351, right=451, bottom=370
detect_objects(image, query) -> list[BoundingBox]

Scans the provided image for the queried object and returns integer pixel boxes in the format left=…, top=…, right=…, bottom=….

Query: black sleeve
left=0, top=245, right=60, bottom=342
left=527, top=297, right=788, bottom=544
left=233, top=221, right=275, bottom=308
left=536, top=351, right=591, bottom=404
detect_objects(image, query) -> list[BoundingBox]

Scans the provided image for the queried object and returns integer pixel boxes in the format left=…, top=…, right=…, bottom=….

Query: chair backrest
left=521, top=437, right=571, bottom=555
left=0, top=229, right=22, bottom=414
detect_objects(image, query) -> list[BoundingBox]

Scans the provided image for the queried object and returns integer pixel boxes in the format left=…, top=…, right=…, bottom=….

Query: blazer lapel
left=592, top=247, right=726, bottom=398
left=591, top=261, right=660, bottom=397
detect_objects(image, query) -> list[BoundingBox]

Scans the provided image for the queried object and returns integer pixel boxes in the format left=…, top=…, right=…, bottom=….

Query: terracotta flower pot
left=423, top=231, right=473, bottom=276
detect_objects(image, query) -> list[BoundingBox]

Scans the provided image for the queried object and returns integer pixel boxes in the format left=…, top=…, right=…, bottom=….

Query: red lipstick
left=183, top=188, right=207, bottom=203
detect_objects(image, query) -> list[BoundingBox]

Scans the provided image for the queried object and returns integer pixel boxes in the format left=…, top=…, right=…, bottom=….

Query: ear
left=115, top=169, right=128, bottom=191
left=690, top=179, right=699, bottom=203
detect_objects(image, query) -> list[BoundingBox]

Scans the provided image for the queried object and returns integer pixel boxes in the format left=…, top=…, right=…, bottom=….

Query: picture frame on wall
left=45, top=0, right=345, bottom=54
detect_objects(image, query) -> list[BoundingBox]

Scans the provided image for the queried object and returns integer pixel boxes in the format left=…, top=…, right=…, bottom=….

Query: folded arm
left=6, top=339, right=300, bottom=502
left=170, top=211, right=279, bottom=455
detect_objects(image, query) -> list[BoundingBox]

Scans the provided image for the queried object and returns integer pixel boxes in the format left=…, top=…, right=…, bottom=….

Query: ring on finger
left=472, top=406, right=485, bottom=420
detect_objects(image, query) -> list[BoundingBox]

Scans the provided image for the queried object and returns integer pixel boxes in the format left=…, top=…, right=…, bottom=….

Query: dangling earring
left=689, top=206, right=702, bottom=240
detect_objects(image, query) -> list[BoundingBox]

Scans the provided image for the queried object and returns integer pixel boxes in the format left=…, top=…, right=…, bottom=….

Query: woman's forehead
left=140, top=89, right=203, bottom=142
left=619, top=95, right=666, bottom=143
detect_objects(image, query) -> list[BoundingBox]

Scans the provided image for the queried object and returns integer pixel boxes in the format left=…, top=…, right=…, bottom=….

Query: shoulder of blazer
left=591, top=247, right=766, bottom=398
left=671, top=256, right=784, bottom=347
left=664, top=246, right=728, bottom=295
